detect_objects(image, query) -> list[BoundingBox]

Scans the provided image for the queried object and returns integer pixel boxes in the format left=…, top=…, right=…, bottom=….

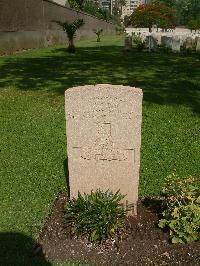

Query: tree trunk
left=68, top=38, right=75, bottom=53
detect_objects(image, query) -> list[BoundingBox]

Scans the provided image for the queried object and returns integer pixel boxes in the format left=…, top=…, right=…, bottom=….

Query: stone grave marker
left=196, top=37, right=200, bottom=52
left=65, top=84, right=143, bottom=215
left=171, top=36, right=181, bottom=52
left=183, top=37, right=193, bottom=50
left=124, top=36, right=132, bottom=51
left=146, top=35, right=157, bottom=52
left=161, top=36, right=172, bottom=49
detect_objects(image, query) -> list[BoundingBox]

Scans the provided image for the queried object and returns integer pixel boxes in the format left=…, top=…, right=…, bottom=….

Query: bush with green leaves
left=115, top=26, right=125, bottom=35
left=188, top=18, right=200, bottom=32
left=65, top=189, right=128, bottom=242
left=159, top=173, right=200, bottom=244
left=132, top=35, right=145, bottom=52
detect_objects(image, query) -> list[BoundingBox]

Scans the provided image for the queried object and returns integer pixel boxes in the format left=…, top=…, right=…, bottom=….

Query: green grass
left=0, top=35, right=200, bottom=265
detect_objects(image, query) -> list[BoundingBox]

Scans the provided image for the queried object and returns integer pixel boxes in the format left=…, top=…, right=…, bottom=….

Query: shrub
left=115, top=26, right=125, bottom=35
left=159, top=173, right=200, bottom=244
left=65, top=189, right=128, bottom=242
left=132, top=35, right=145, bottom=51
left=188, top=18, right=200, bottom=32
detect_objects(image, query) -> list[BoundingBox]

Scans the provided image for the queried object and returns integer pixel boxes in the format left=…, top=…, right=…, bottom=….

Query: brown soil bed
left=37, top=194, right=200, bottom=265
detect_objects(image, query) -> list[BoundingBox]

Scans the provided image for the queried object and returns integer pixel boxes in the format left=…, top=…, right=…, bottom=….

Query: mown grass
left=0, top=35, right=200, bottom=265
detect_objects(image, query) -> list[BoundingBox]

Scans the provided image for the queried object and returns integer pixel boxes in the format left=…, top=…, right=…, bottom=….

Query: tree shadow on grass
left=0, top=45, right=199, bottom=113
left=0, top=232, right=51, bottom=266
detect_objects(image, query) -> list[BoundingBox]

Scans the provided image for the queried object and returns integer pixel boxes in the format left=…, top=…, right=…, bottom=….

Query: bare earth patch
left=37, top=194, right=200, bottom=265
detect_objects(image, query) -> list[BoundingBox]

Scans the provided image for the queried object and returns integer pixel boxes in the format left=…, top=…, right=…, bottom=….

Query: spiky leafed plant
left=56, top=19, right=84, bottom=53
left=93, top=29, right=103, bottom=42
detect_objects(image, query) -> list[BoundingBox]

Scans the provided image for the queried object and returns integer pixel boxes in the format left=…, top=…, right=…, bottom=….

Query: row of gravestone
left=149, top=35, right=200, bottom=52
left=125, top=34, right=200, bottom=53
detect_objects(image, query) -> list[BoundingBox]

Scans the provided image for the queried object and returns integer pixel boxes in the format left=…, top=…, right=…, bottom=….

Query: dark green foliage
left=152, top=0, right=200, bottom=26
left=123, top=15, right=131, bottom=27
left=65, top=190, right=128, bottom=242
left=159, top=174, right=200, bottom=243
left=68, top=0, right=85, bottom=10
left=68, top=0, right=114, bottom=22
left=188, top=18, right=200, bottom=32
left=56, top=19, right=84, bottom=52
left=115, top=26, right=125, bottom=35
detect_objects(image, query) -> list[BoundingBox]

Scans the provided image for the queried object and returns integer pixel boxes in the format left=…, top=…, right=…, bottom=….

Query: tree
left=152, top=0, right=174, bottom=8
left=129, top=3, right=176, bottom=32
left=68, top=0, right=85, bottom=10
left=153, top=0, right=200, bottom=25
left=188, top=18, right=200, bottom=32
left=175, top=0, right=200, bottom=25
left=56, top=19, right=84, bottom=53
left=93, top=29, right=103, bottom=42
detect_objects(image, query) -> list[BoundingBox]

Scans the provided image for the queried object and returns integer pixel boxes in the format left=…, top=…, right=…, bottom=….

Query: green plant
left=56, top=19, right=84, bottom=53
left=65, top=190, right=128, bottom=242
left=94, top=29, right=103, bottom=42
left=188, top=18, right=200, bottom=32
left=115, top=26, right=125, bottom=35
left=132, top=35, right=145, bottom=51
left=159, top=173, right=200, bottom=243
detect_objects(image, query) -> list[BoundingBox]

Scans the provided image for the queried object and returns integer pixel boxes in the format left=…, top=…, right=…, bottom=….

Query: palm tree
left=93, top=29, right=103, bottom=42
left=56, top=19, right=84, bottom=53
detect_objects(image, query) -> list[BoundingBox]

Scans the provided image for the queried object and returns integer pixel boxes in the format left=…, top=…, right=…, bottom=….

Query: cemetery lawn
left=0, top=35, right=200, bottom=265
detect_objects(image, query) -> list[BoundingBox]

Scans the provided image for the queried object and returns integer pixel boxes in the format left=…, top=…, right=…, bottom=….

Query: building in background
left=100, top=0, right=110, bottom=10
left=122, top=0, right=145, bottom=18
left=99, top=0, right=146, bottom=18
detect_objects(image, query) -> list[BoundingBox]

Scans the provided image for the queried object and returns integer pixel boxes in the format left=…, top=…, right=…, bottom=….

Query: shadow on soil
left=0, top=232, right=51, bottom=265
left=0, top=45, right=199, bottom=113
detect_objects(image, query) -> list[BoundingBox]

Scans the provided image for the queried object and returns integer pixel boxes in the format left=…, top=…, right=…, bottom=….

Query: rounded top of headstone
left=65, top=84, right=143, bottom=96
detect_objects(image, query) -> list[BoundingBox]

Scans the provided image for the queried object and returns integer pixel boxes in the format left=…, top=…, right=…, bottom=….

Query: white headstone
left=65, top=84, right=143, bottom=215
left=171, top=36, right=181, bottom=52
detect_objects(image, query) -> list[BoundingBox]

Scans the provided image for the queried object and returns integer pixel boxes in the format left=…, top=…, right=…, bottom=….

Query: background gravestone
left=184, top=37, right=193, bottom=50
left=146, top=35, right=157, bottom=52
left=124, top=36, right=132, bottom=51
left=196, top=37, right=200, bottom=52
left=171, top=36, right=181, bottom=52
left=161, top=36, right=172, bottom=49
left=65, top=84, right=143, bottom=215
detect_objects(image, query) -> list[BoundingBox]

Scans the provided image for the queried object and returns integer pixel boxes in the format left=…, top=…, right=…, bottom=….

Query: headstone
left=195, top=37, right=200, bottom=52
left=171, top=36, right=181, bottom=52
left=161, top=36, right=172, bottom=49
left=124, top=36, right=132, bottom=51
left=146, top=35, right=157, bottom=52
left=65, top=84, right=143, bottom=215
left=153, top=33, right=161, bottom=45
left=183, top=37, right=193, bottom=50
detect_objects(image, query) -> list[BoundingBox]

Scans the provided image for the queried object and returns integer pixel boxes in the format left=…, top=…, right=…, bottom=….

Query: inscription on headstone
left=65, top=84, right=143, bottom=215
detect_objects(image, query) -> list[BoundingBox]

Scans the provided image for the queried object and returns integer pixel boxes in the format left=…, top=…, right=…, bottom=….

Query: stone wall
left=0, top=0, right=115, bottom=55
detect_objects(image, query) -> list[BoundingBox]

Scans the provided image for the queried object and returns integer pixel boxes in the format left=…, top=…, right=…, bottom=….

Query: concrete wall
left=52, top=0, right=66, bottom=5
left=0, top=0, right=115, bottom=55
